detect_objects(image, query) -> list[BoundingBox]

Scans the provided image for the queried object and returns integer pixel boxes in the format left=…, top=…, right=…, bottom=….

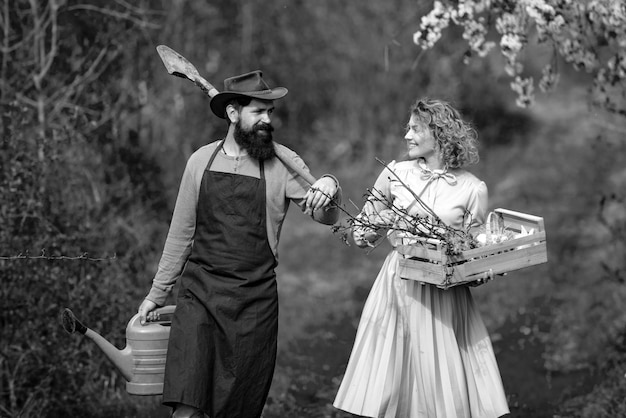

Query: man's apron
left=163, top=141, right=278, bottom=418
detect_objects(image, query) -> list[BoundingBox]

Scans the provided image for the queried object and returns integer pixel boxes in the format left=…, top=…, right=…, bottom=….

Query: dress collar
left=418, top=160, right=457, bottom=185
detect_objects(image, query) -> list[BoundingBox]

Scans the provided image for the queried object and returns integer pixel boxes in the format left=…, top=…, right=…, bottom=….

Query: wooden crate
left=396, top=208, right=547, bottom=289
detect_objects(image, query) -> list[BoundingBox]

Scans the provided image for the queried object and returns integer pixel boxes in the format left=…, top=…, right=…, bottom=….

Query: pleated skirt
left=334, top=251, right=509, bottom=418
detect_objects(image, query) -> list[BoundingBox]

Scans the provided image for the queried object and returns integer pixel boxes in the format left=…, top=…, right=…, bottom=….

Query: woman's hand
left=467, top=270, right=500, bottom=287
left=370, top=209, right=397, bottom=227
left=352, top=228, right=380, bottom=248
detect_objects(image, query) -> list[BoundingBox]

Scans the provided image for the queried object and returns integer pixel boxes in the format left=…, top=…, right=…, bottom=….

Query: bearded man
left=137, top=70, right=341, bottom=418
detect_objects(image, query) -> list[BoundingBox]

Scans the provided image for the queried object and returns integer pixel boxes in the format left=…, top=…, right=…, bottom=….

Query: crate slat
left=495, top=208, right=545, bottom=233
left=398, top=258, right=473, bottom=288
left=397, top=231, right=546, bottom=262
left=396, top=244, right=442, bottom=261
left=396, top=208, right=548, bottom=289
left=459, top=232, right=546, bottom=260
left=461, top=243, right=547, bottom=277
left=397, top=257, right=446, bottom=282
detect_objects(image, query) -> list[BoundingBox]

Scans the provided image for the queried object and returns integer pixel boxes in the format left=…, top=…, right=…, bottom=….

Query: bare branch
left=331, top=159, right=479, bottom=256
left=48, top=46, right=118, bottom=121
left=15, top=92, right=38, bottom=109
left=0, top=0, right=8, bottom=104
left=114, top=0, right=166, bottom=17
left=67, top=4, right=161, bottom=29
left=375, top=157, right=441, bottom=222
left=33, top=0, right=59, bottom=88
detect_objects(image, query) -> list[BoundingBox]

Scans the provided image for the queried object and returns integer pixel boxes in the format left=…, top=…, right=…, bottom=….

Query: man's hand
left=304, top=176, right=337, bottom=214
left=138, top=299, right=158, bottom=325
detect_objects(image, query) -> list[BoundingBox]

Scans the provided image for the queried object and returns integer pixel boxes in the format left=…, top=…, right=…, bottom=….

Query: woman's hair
left=410, top=98, right=479, bottom=169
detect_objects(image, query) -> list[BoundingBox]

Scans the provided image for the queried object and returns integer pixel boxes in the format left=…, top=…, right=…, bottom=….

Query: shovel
left=156, top=45, right=317, bottom=186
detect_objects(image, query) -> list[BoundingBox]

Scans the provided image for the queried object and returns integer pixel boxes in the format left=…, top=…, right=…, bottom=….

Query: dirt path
left=265, top=293, right=598, bottom=418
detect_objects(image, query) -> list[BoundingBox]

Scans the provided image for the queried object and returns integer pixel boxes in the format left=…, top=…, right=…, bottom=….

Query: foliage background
left=1, top=1, right=625, bottom=417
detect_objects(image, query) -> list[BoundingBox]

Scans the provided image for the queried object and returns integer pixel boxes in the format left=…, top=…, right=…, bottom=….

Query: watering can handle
left=146, top=305, right=176, bottom=324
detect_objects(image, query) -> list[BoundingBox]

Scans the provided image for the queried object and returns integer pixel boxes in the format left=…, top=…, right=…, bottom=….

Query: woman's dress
left=333, top=160, right=510, bottom=418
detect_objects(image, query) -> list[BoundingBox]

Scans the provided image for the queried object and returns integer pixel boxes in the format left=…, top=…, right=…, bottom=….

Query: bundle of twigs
left=331, top=159, right=479, bottom=256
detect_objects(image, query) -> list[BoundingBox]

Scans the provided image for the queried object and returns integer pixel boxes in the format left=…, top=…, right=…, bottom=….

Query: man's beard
left=233, top=120, right=276, bottom=161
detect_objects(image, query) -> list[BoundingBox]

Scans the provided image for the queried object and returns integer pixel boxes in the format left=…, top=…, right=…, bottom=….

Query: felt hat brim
left=210, top=88, right=288, bottom=119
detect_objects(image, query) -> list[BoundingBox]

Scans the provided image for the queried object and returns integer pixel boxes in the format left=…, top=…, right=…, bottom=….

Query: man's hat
left=210, top=70, right=288, bottom=119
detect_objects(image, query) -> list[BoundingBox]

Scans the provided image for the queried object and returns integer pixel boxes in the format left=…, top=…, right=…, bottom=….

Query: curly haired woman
left=333, top=98, right=509, bottom=418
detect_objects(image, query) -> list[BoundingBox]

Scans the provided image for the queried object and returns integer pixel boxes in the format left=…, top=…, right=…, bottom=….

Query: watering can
left=61, top=305, right=175, bottom=395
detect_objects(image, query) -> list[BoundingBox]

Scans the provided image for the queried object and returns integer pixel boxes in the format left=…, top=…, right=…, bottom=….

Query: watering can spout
left=90, top=329, right=135, bottom=381
left=62, top=306, right=175, bottom=395
left=62, top=308, right=134, bottom=381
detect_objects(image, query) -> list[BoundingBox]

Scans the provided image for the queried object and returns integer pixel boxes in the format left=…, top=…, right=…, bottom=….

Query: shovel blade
left=156, top=45, right=201, bottom=81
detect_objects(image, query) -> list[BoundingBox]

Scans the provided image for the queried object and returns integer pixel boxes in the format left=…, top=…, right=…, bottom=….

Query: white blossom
left=495, top=12, right=525, bottom=35
left=504, top=60, right=523, bottom=77
left=413, top=0, right=625, bottom=112
left=558, top=39, right=599, bottom=72
left=523, top=0, right=556, bottom=26
left=511, top=76, right=535, bottom=108
left=500, top=33, right=525, bottom=61
left=451, top=1, right=475, bottom=24
left=606, top=54, right=626, bottom=81
left=539, top=64, right=560, bottom=92
left=463, top=19, right=496, bottom=57
left=413, top=1, right=451, bottom=49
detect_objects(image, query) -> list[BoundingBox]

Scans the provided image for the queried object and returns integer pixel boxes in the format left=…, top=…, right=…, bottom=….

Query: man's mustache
left=254, top=123, right=274, bottom=132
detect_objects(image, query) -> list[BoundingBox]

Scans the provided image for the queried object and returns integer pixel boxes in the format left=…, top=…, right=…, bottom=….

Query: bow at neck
left=418, top=160, right=457, bottom=185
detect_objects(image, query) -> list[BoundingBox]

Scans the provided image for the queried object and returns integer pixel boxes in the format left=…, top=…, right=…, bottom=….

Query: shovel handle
left=194, top=76, right=219, bottom=98
left=273, top=146, right=317, bottom=186
left=156, top=45, right=317, bottom=187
